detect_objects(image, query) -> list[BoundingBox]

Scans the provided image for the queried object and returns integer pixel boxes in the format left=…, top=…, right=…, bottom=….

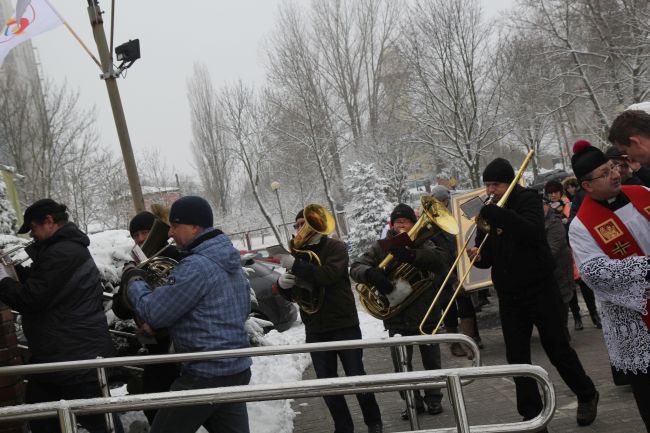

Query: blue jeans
left=150, top=368, right=251, bottom=433
left=306, top=326, right=382, bottom=433
left=26, top=379, right=124, bottom=433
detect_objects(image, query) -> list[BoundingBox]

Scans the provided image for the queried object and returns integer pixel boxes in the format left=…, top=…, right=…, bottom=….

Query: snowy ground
left=113, top=305, right=388, bottom=433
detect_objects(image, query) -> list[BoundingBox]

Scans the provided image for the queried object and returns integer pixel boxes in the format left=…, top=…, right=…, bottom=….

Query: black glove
left=120, top=262, right=147, bottom=288
left=365, top=267, right=394, bottom=295
left=389, top=246, right=417, bottom=264
left=117, top=263, right=147, bottom=319
left=479, top=203, right=504, bottom=224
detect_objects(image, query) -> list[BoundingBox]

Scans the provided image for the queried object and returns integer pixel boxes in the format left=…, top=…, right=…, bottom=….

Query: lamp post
left=271, top=181, right=290, bottom=246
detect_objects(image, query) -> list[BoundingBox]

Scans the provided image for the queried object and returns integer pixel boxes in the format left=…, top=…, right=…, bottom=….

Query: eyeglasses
left=585, top=164, right=620, bottom=182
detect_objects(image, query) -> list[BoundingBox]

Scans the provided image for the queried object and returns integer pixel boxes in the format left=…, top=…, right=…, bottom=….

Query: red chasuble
left=577, top=186, right=650, bottom=328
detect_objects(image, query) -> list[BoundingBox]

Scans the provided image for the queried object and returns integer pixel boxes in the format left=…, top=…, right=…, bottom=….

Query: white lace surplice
left=569, top=201, right=650, bottom=373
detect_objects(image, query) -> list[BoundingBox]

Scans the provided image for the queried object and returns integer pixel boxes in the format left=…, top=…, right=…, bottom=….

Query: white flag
left=0, top=0, right=63, bottom=65
left=15, top=0, right=31, bottom=23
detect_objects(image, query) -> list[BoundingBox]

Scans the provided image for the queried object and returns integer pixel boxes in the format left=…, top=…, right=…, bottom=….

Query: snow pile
left=247, top=323, right=311, bottom=433
left=88, top=230, right=134, bottom=283
left=627, top=101, right=650, bottom=114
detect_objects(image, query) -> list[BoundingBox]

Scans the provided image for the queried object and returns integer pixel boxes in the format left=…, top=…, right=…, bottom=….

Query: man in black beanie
left=467, top=157, right=599, bottom=428
left=569, top=142, right=650, bottom=429
left=129, top=211, right=156, bottom=247
left=114, top=209, right=181, bottom=425
left=351, top=202, right=451, bottom=420
left=276, top=206, right=383, bottom=433
left=120, top=195, right=252, bottom=433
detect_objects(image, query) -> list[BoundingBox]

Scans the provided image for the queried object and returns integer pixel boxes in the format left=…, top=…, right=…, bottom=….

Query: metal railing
left=0, top=335, right=555, bottom=432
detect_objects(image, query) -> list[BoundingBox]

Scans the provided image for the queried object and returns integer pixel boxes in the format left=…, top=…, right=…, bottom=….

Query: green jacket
left=350, top=229, right=451, bottom=332
left=290, top=237, right=359, bottom=334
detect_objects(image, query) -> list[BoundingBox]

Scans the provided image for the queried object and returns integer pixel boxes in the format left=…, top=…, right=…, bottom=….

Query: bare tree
left=137, top=147, right=174, bottom=188
left=402, top=0, right=509, bottom=187
left=511, top=0, right=650, bottom=141
left=311, top=0, right=400, bottom=147
left=187, top=63, right=233, bottom=214
left=0, top=79, right=98, bottom=204
left=500, top=35, right=563, bottom=176
left=219, top=81, right=283, bottom=244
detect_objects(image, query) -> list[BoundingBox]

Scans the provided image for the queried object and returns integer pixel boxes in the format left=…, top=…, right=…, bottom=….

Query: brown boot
left=460, top=318, right=477, bottom=360
left=450, top=342, right=467, bottom=357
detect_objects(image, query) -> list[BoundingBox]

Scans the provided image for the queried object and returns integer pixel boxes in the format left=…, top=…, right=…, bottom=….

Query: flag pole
left=62, top=21, right=101, bottom=69
left=40, top=0, right=101, bottom=68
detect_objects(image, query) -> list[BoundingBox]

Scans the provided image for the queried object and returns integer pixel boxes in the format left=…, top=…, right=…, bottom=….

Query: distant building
left=111, top=186, right=181, bottom=228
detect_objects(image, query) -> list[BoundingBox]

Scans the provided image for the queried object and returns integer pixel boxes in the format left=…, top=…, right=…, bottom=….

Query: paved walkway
left=291, top=300, right=645, bottom=432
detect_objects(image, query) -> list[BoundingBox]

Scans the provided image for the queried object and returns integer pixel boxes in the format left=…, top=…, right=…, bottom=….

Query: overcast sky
left=32, top=0, right=514, bottom=181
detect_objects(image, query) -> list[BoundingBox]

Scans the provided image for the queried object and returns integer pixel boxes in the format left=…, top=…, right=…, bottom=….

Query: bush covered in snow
left=345, top=162, right=392, bottom=260
left=0, top=180, right=17, bottom=234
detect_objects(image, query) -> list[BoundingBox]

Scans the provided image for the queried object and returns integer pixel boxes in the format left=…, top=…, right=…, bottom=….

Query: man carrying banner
left=569, top=141, right=650, bottom=430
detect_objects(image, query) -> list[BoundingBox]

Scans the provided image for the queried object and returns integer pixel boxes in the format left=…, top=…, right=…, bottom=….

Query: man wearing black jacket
left=0, top=199, right=119, bottom=433
left=467, top=159, right=599, bottom=428
left=351, top=203, right=450, bottom=420
left=276, top=209, right=383, bottom=433
left=113, top=210, right=181, bottom=425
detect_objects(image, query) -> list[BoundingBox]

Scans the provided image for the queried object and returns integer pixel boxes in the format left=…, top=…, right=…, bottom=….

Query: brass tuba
left=288, top=204, right=336, bottom=314
left=132, top=205, right=177, bottom=288
left=356, top=196, right=459, bottom=320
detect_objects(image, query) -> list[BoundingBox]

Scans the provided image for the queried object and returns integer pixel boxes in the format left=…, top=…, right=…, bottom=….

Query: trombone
left=418, top=150, right=535, bottom=335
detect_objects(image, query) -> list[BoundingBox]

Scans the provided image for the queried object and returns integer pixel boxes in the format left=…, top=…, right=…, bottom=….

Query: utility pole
left=86, top=0, right=145, bottom=213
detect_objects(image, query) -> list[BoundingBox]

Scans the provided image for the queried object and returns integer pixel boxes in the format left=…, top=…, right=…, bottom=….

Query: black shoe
left=591, top=314, right=602, bottom=329
left=400, top=403, right=425, bottom=420
left=574, top=317, right=584, bottom=331
left=367, top=423, right=383, bottom=433
left=426, top=401, right=443, bottom=415
left=423, top=396, right=443, bottom=415
left=577, top=391, right=599, bottom=426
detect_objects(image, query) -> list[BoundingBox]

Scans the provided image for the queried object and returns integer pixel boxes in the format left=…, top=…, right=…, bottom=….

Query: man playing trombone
left=351, top=203, right=450, bottom=420
left=467, top=158, right=599, bottom=429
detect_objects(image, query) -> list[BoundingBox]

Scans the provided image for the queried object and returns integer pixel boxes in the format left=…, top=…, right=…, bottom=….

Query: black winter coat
left=0, top=222, right=113, bottom=384
left=289, top=236, right=359, bottom=334
left=350, top=229, right=451, bottom=332
left=474, top=185, right=556, bottom=297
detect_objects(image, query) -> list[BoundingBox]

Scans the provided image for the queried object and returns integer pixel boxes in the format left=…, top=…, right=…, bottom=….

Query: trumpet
left=418, top=150, right=535, bottom=335
left=0, top=241, right=34, bottom=280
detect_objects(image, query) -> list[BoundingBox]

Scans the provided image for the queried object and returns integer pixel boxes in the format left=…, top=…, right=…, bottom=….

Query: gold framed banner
left=450, top=188, right=493, bottom=291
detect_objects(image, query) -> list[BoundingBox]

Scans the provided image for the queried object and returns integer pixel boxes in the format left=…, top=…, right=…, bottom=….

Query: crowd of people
left=0, top=109, right=648, bottom=432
